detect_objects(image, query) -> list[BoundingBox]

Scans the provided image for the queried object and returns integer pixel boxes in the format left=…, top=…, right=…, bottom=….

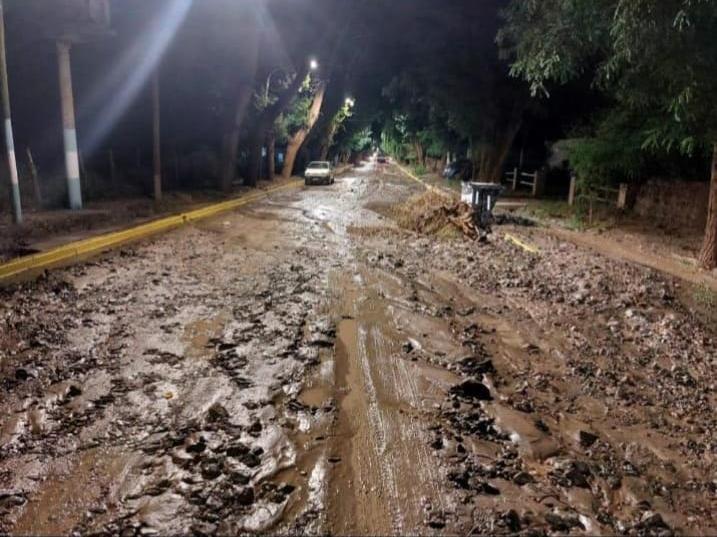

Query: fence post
left=512, top=167, right=518, bottom=191
left=617, top=183, right=628, bottom=209
left=568, top=174, right=577, bottom=206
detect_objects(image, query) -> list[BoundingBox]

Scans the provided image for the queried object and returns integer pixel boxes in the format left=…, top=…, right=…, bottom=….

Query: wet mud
left=1, top=164, right=715, bottom=535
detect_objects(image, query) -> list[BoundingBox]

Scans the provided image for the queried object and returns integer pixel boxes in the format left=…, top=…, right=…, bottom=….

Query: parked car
left=443, top=159, right=473, bottom=181
left=304, top=161, right=334, bottom=185
left=377, top=155, right=388, bottom=164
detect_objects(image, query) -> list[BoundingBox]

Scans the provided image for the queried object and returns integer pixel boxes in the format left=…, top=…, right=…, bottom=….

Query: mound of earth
left=393, top=190, right=480, bottom=239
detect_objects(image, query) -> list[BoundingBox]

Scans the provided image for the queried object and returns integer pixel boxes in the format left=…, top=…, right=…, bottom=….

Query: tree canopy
left=499, top=0, right=717, bottom=268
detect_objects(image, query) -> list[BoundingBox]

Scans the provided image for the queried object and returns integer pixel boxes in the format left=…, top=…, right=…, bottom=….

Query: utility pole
left=0, top=0, right=21, bottom=223
left=152, top=70, right=161, bottom=202
left=57, top=40, right=82, bottom=210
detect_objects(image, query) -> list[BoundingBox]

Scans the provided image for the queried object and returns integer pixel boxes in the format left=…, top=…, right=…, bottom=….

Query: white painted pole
left=0, top=0, right=21, bottom=223
left=57, top=40, right=82, bottom=210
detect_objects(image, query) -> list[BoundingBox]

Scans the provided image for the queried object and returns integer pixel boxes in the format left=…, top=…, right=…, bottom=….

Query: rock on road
left=1, top=162, right=715, bottom=535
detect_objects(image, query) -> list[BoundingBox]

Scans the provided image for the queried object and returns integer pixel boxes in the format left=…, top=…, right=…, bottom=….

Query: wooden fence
left=504, top=167, right=545, bottom=197
left=568, top=176, right=629, bottom=223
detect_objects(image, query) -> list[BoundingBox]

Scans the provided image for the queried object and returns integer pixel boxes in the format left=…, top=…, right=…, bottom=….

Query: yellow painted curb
left=504, top=233, right=540, bottom=254
left=0, top=180, right=302, bottom=284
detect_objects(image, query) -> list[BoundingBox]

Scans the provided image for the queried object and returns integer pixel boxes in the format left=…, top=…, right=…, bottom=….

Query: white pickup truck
left=304, top=161, right=335, bottom=186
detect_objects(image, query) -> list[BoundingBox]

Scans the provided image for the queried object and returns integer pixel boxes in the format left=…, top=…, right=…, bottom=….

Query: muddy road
left=1, top=163, right=716, bottom=535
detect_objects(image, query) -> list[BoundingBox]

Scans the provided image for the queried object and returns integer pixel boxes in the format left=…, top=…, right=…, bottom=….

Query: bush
left=564, top=107, right=711, bottom=194
left=412, top=164, right=428, bottom=176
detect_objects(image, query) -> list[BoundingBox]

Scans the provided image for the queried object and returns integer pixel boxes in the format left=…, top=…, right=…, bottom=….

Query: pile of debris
left=393, top=190, right=480, bottom=239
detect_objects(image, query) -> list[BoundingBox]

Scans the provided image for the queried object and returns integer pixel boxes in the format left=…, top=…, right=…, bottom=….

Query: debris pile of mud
left=393, top=190, right=480, bottom=239
left=371, top=226, right=717, bottom=534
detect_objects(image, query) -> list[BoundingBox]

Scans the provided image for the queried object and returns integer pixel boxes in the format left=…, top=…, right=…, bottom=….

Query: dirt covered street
left=1, top=164, right=716, bottom=536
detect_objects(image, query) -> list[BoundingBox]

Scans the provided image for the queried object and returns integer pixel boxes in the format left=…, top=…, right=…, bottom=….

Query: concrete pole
left=568, top=174, right=577, bottom=206
left=152, top=70, right=162, bottom=201
left=617, top=183, right=628, bottom=209
left=0, top=0, right=21, bottom=223
left=57, top=40, right=82, bottom=210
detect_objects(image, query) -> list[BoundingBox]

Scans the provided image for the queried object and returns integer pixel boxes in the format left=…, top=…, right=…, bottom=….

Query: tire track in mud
left=326, top=265, right=460, bottom=535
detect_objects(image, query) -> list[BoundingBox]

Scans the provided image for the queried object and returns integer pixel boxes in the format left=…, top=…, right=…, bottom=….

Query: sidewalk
left=0, top=176, right=304, bottom=284
left=0, top=176, right=301, bottom=263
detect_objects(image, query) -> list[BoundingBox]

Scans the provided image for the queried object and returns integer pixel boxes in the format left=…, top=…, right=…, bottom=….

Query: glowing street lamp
left=345, top=97, right=356, bottom=107
left=309, top=58, right=319, bottom=71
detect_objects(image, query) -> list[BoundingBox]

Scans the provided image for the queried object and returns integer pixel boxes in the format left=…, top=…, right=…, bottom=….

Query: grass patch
left=678, top=282, right=717, bottom=336
left=526, top=200, right=575, bottom=220
left=520, top=199, right=619, bottom=232
left=412, top=164, right=428, bottom=176
left=693, top=283, right=717, bottom=310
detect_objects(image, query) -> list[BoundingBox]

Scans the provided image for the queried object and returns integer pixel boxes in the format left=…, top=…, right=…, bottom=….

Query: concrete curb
left=0, top=180, right=302, bottom=285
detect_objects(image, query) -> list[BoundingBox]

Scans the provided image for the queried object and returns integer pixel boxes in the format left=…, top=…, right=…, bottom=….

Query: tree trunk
left=413, top=140, right=425, bottom=167
left=246, top=133, right=264, bottom=187
left=220, top=84, right=252, bottom=192
left=698, top=142, right=717, bottom=270
left=318, top=120, right=338, bottom=161
left=282, top=137, right=302, bottom=180
left=282, top=82, right=326, bottom=179
left=476, top=119, right=522, bottom=184
left=26, top=146, right=42, bottom=207
left=247, top=65, right=310, bottom=186
left=266, top=129, right=275, bottom=180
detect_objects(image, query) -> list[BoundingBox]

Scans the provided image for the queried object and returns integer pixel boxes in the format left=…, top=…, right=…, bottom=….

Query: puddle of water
left=182, top=313, right=229, bottom=359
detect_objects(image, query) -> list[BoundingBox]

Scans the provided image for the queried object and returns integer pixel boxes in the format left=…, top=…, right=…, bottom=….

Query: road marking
left=0, top=180, right=302, bottom=284
left=504, top=233, right=540, bottom=254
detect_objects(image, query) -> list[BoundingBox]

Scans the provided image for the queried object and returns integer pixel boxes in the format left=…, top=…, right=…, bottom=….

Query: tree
left=499, top=0, right=717, bottom=269
left=281, top=77, right=326, bottom=178
left=313, top=85, right=354, bottom=161
left=370, top=0, right=530, bottom=182
left=246, top=61, right=309, bottom=186
left=334, top=125, right=373, bottom=163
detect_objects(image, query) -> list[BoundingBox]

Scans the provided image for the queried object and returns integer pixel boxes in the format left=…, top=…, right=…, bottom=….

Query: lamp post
left=0, top=0, right=21, bottom=223
left=57, top=40, right=83, bottom=210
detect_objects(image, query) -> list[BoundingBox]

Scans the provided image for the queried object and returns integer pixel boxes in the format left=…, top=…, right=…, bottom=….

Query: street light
left=345, top=97, right=355, bottom=107
left=309, top=58, right=319, bottom=71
